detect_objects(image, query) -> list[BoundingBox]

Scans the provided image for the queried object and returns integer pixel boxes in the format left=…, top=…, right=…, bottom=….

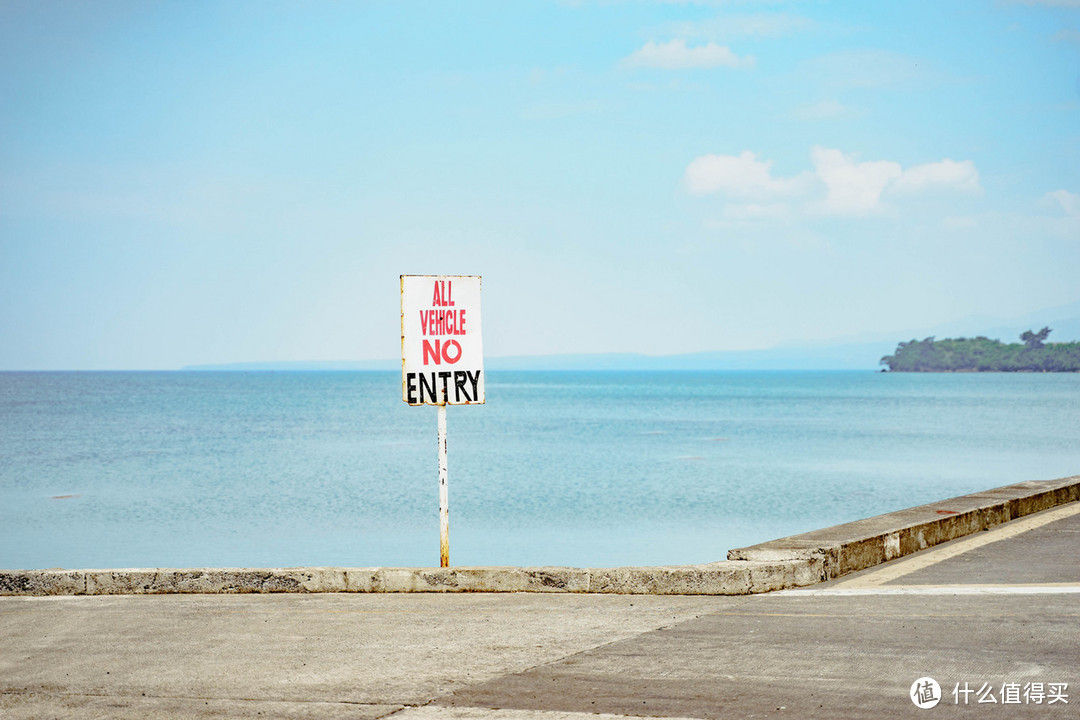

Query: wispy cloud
left=943, top=215, right=979, bottom=230
left=792, top=99, right=867, bottom=121
left=1044, top=189, right=1080, bottom=217
left=622, top=40, right=754, bottom=69
left=1052, top=28, right=1080, bottom=44
left=649, top=0, right=793, bottom=6
left=520, top=100, right=605, bottom=120
left=721, top=202, right=793, bottom=222
left=1040, top=189, right=1080, bottom=238
left=1006, top=0, right=1080, bottom=7
left=798, top=49, right=930, bottom=91
left=663, top=12, right=813, bottom=40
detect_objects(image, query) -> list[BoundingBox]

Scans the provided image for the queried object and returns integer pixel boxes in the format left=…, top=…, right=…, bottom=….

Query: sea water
left=2, top=371, right=1079, bottom=570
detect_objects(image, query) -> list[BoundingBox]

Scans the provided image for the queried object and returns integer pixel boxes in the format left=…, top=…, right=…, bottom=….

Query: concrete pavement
left=1, top=593, right=721, bottom=718
left=437, top=504, right=1080, bottom=718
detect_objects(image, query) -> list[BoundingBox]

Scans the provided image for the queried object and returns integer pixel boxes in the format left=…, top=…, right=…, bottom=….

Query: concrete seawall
left=3, top=475, right=1077, bottom=597
left=728, top=474, right=1080, bottom=577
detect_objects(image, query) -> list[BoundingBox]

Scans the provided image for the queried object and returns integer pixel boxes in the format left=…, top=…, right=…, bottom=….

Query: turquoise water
left=2, top=371, right=1079, bottom=569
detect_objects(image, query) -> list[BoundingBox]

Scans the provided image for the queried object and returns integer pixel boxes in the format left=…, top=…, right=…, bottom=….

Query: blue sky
left=1, top=0, right=1078, bottom=369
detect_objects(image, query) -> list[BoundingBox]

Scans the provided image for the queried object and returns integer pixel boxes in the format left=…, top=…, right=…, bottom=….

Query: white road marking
left=776, top=583, right=1080, bottom=596
left=391, top=707, right=705, bottom=720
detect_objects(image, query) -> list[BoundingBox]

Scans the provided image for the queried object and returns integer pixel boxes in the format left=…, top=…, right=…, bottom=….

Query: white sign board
left=401, top=275, right=484, bottom=406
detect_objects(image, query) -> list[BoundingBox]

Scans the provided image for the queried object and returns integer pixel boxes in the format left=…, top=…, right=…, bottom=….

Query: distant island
left=880, top=327, right=1080, bottom=372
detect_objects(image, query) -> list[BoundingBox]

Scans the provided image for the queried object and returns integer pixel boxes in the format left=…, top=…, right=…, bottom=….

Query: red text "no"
left=422, top=339, right=462, bottom=365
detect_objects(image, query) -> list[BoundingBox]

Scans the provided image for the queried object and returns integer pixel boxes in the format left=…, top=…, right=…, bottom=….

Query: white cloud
left=684, top=150, right=813, bottom=198
left=1044, top=189, right=1080, bottom=216
left=685, top=147, right=983, bottom=218
left=810, top=147, right=902, bottom=216
left=889, top=159, right=982, bottom=195
left=1040, top=190, right=1080, bottom=239
left=622, top=40, right=754, bottom=69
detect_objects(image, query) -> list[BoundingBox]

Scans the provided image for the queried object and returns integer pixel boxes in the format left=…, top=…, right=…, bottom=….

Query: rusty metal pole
left=438, top=401, right=449, bottom=568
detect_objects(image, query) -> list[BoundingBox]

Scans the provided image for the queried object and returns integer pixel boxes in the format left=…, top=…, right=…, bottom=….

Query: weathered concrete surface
left=0, top=593, right=721, bottom=718
left=435, top=509, right=1080, bottom=719
left=0, top=694, right=398, bottom=720
left=437, top=593, right=1079, bottom=719
left=729, top=474, right=1080, bottom=580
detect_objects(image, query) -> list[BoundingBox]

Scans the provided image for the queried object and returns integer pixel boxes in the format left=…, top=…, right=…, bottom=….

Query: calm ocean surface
left=2, top=371, right=1079, bottom=570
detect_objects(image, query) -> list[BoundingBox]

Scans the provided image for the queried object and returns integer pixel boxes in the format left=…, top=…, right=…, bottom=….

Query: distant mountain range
left=183, top=301, right=1080, bottom=372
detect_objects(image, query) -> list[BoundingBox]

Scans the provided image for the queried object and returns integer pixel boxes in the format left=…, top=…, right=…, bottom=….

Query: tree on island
left=880, top=327, right=1080, bottom=372
left=1020, top=326, right=1051, bottom=349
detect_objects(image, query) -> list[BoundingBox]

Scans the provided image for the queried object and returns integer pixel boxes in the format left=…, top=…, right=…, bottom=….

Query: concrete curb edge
left=2, top=475, right=1076, bottom=597
left=0, top=559, right=824, bottom=598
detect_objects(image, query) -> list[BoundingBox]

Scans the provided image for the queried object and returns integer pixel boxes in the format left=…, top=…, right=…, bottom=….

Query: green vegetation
left=880, top=328, right=1080, bottom=372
